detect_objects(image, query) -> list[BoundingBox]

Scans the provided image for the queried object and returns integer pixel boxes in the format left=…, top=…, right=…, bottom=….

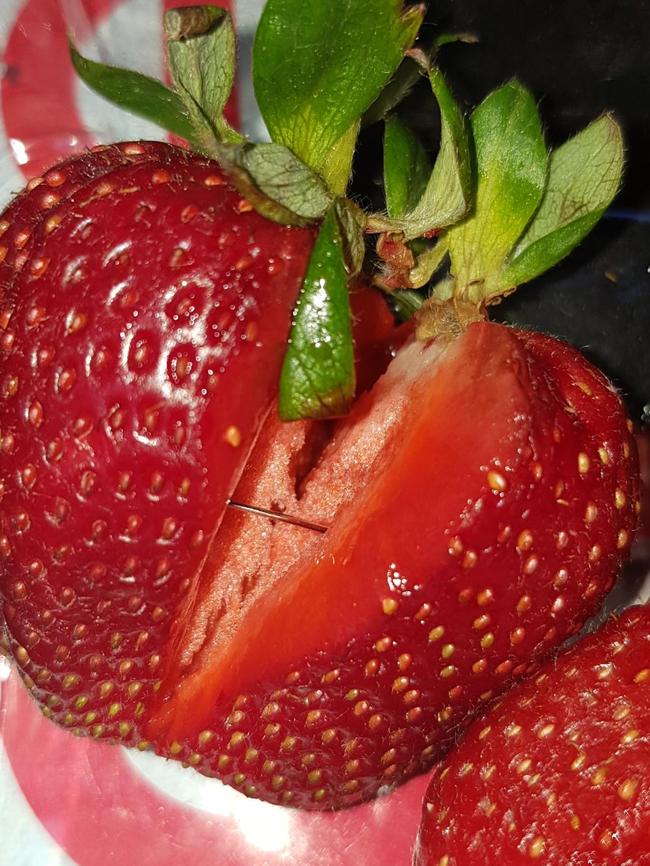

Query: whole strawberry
left=0, top=1, right=641, bottom=813
left=414, top=605, right=650, bottom=865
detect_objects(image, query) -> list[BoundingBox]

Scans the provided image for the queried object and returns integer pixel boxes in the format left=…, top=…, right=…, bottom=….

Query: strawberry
left=414, top=605, right=650, bottom=865
left=142, top=320, right=638, bottom=808
left=0, top=1, right=641, bottom=813
left=0, top=141, right=314, bottom=748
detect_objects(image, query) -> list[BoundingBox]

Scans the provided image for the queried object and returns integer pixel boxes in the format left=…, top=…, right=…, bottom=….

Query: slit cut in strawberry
left=144, top=321, right=638, bottom=809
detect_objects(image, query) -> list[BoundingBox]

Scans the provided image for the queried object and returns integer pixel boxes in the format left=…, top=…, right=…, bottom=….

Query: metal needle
left=226, top=500, right=328, bottom=534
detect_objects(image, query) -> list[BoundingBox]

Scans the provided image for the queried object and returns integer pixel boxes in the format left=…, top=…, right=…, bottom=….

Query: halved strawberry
left=414, top=604, right=650, bottom=865
left=0, top=142, right=314, bottom=747
left=143, top=321, right=638, bottom=808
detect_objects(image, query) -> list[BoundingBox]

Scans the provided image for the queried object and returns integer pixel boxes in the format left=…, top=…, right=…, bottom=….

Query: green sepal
left=433, top=32, right=479, bottom=50
left=279, top=207, right=356, bottom=420
left=363, top=32, right=477, bottom=128
left=399, top=64, right=472, bottom=238
left=69, top=43, right=195, bottom=142
left=409, top=238, right=449, bottom=288
left=371, top=63, right=472, bottom=239
left=320, top=122, right=361, bottom=197
left=216, top=142, right=334, bottom=226
left=253, top=0, right=424, bottom=194
left=496, top=114, right=624, bottom=291
left=384, top=116, right=431, bottom=218
left=363, top=56, right=421, bottom=128
left=334, top=198, right=367, bottom=276
left=391, top=289, right=424, bottom=321
left=429, top=275, right=455, bottom=302
left=443, top=79, right=548, bottom=303
left=164, top=5, right=242, bottom=149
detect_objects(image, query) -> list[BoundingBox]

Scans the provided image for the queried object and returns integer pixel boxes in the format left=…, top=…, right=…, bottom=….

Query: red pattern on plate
left=1, top=0, right=117, bottom=176
left=2, top=671, right=427, bottom=866
left=0, top=0, right=236, bottom=180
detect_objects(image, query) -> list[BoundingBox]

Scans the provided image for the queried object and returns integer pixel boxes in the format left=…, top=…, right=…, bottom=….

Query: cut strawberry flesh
left=145, top=321, right=638, bottom=809
left=152, top=324, right=533, bottom=732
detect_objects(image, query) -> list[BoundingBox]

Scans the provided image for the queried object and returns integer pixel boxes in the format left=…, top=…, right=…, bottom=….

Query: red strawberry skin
left=414, top=605, right=650, bottom=866
left=0, top=142, right=314, bottom=744
left=0, top=142, right=167, bottom=296
left=145, top=322, right=638, bottom=809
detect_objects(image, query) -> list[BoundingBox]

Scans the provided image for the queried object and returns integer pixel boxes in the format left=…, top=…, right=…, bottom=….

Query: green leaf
left=497, top=114, right=624, bottom=290
left=253, top=0, right=423, bottom=192
left=164, top=5, right=242, bottom=148
left=409, top=238, right=449, bottom=287
left=216, top=142, right=333, bottom=226
left=384, top=116, right=431, bottom=218
left=444, top=79, right=548, bottom=302
left=384, top=65, right=473, bottom=238
left=279, top=207, right=355, bottom=420
left=69, top=44, right=195, bottom=142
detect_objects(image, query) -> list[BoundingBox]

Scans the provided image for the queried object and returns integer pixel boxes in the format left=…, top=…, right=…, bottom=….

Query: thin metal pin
left=227, top=500, right=328, bottom=534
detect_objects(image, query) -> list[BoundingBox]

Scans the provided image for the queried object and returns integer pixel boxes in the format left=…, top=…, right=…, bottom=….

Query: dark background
left=353, top=0, right=650, bottom=421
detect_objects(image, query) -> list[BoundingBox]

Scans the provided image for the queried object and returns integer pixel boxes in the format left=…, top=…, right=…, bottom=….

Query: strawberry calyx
left=366, top=42, right=474, bottom=298
left=71, top=2, right=426, bottom=228
left=381, top=79, right=625, bottom=340
left=253, top=0, right=425, bottom=197
left=164, top=5, right=337, bottom=227
left=68, top=3, right=626, bottom=413
left=414, top=295, right=485, bottom=342
left=367, top=48, right=473, bottom=240
left=69, top=2, right=437, bottom=418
